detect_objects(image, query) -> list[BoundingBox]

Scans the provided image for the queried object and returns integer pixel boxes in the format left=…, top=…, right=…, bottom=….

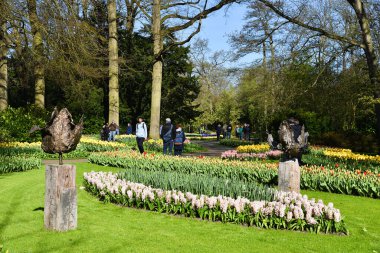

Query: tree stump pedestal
left=278, top=160, right=300, bottom=193
left=44, top=164, right=77, bottom=231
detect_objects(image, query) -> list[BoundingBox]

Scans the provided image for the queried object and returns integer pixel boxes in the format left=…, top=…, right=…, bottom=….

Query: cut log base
left=44, top=164, right=77, bottom=231
left=278, top=160, right=300, bottom=193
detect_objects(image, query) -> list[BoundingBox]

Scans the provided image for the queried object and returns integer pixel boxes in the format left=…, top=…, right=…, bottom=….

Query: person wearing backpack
left=160, top=118, right=176, bottom=155
left=135, top=117, right=148, bottom=154
left=174, top=125, right=186, bottom=156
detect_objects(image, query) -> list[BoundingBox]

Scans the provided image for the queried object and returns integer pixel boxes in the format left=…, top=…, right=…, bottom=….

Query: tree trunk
left=0, top=22, right=7, bottom=111
left=149, top=0, right=163, bottom=139
left=348, top=0, right=380, bottom=138
left=27, top=0, right=45, bottom=108
left=108, top=0, right=119, bottom=125
left=82, top=0, right=88, bottom=19
left=125, top=0, right=136, bottom=36
left=44, top=164, right=77, bottom=231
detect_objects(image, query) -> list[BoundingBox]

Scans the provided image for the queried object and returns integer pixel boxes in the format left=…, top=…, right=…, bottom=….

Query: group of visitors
left=160, top=118, right=186, bottom=156
left=104, top=117, right=186, bottom=156
left=100, top=120, right=120, bottom=141
left=235, top=123, right=251, bottom=141
left=215, top=123, right=251, bottom=141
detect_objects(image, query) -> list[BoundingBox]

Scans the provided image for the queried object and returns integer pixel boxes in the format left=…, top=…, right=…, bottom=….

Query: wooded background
left=0, top=0, right=379, bottom=152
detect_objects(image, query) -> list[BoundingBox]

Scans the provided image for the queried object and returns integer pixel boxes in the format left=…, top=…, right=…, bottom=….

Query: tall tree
left=149, top=0, right=163, bottom=139
left=257, top=0, right=380, bottom=137
left=137, top=0, right=237, bottom=138
left=27, top=0, right=45, bottom=108
left=0, top=1, right=8, bottom=111
left=108, top=0, right=119, bottom=124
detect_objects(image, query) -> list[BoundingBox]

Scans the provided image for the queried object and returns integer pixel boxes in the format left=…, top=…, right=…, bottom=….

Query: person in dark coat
left=108, top=120, right=118, bottom=141
left=216, top=124, right=222, bottom=141
left=126, top=123, right=133, bottom=135
left=101, top=123, right=109, bottom=141
left=226, top=123, right=232, bottom=139
left=160, top=118, right=176, bottom=155
left=174, top=125, right=186, bottom=156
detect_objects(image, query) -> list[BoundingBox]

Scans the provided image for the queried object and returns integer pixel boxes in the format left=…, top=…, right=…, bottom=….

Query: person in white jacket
left=135, top=117, right=148, bottom=153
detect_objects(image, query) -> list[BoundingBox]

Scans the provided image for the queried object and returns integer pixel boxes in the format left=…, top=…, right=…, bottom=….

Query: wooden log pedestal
left=278, top=160, right=300, bottom=193
left=44, top=164, right=77, bottom=231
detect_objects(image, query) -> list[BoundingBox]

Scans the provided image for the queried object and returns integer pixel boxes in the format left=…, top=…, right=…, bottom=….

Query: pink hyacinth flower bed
left=83, top=171, right=347, bottom=234
left=221, top=150, right=283, bottom=161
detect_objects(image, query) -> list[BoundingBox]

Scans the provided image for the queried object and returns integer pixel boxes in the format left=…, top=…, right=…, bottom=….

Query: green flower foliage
left=88, top=151, right=380, bottom=198
left=0, top=156, right=41, bottom=174
left=118, top=168, right=277, bottom=202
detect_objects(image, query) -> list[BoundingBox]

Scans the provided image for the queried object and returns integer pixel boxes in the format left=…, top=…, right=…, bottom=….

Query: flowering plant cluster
left=236, top=144, right=271, bottom=154
left=84, top=171, right=347, bottom=234
left=80, top=136, right=129, bottom=151
left=303, top=146, right=380, bottom=173
left=323, top=149, right=380, bottom=164
left=0, top=156, right=41, bottom=174
left=88, top=151, right=380, bottom=198
left=221, top=150, right=282, bottom=161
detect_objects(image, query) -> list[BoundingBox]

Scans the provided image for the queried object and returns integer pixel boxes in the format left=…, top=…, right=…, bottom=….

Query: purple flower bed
left=84, top=171, right=347, bottom=234
left=221, top=150, right=283, bottom=161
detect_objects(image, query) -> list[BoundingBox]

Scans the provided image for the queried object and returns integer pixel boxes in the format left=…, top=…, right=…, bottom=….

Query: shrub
left=84, top=171, right=348, bottom=234
left=0, top=106, right=49, bottom=142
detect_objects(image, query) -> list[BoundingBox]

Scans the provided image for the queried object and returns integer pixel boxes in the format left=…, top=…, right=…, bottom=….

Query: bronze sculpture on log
left=30, top=107, right=83, bottom=231
left=276, top=117, right=309, bottom=193
left=30, top=107, right=83, bottom=165
left=278, top=117, right=309, bottom=163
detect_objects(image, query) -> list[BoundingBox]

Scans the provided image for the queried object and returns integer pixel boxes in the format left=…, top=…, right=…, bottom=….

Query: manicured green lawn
left=1, top=163, right=379, bottom=253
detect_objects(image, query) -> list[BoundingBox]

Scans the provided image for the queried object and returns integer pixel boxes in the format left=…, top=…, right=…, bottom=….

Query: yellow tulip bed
left=303, top=146, right=380, bottom=172
left=236, top=143, right=270, bottom=153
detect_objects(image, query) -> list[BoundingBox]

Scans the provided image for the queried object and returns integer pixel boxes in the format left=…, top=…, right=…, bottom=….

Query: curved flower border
left=84, top=171, right=348, bottom=234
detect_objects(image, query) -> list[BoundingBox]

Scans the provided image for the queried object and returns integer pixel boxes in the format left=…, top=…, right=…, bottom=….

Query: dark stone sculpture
left=278, top=118, right=308, bottom=163
left=30, top=107, right=83, bottom=165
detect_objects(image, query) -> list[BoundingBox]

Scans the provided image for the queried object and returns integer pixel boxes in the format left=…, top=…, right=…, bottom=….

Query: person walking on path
left=216, top=124, right=222, bottom=141
left=135, top=117, right=148, bottom=154
left=108, top=120, right=118, bottom=141
left=226, top=123, right=232, bottom=139
left=160, top=118, right=176, bottom=155
left=174, top=125, right=186, bottom=156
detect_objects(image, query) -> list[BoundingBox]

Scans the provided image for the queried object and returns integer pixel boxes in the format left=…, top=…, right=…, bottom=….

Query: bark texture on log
left=278, top=160, right=300, bottom=193
left=44, top=164, right=77, bottom=231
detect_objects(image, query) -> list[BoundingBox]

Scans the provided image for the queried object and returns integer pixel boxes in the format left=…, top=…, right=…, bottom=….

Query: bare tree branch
left=258, top=0, right=365, bottom=49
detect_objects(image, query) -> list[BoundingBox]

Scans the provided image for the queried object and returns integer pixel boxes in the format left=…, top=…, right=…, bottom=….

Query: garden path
left=186, top=140, right=230, bottom=157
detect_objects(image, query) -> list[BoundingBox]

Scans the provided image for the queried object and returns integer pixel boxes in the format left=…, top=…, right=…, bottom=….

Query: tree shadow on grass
left=33, top=207, right=44, bottom=212
left=0, top=191, right=22, bottom=235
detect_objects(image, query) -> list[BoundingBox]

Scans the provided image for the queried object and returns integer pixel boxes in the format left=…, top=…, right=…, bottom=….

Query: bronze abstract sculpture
left=30, top=107, right=83, bottom=165
left=278, top=118, right=308, bottom=163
